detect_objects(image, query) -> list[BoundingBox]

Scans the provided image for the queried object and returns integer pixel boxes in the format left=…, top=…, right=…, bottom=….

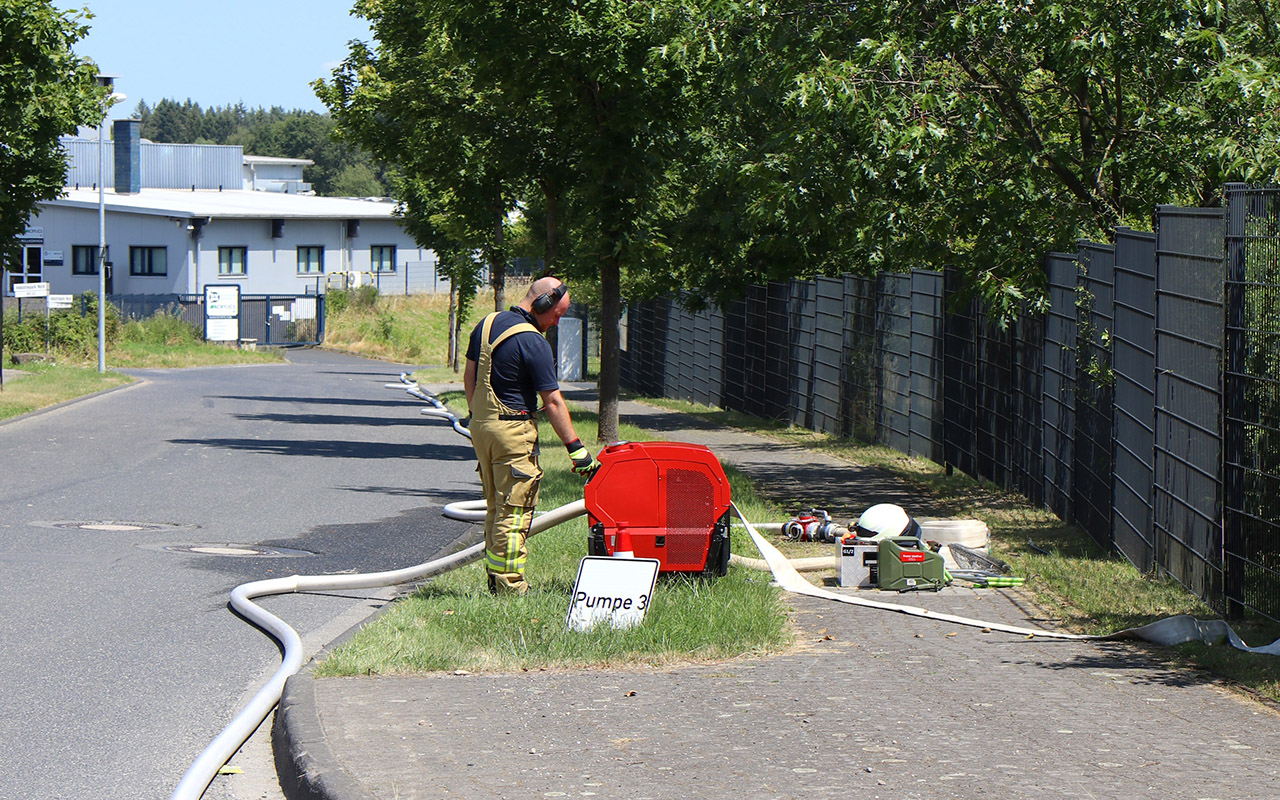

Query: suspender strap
left=474, top=313, right=542, bottom=422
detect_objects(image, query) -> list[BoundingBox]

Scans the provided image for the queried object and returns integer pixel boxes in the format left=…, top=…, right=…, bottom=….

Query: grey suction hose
left=170, top=377, right=584, bottom=800
left=392, top=372, right=474, bottom=439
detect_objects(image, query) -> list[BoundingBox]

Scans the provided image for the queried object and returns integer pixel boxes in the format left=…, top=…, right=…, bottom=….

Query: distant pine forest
left=133, top=98, right=389, bottom=198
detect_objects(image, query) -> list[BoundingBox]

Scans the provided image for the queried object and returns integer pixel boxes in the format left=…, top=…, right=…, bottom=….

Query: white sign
left=566, top=556, right=660, bottom=632
left=293, top=297, right=316, bottom=320
left=205, top=285, right=240, bottom=318
left=43, top=250, right=64, bottom=266
left=47, top=294, right=73, bottom=309
left=206, top=317, right=239, bottom=342
left=13, top=282, right=50, bottom=298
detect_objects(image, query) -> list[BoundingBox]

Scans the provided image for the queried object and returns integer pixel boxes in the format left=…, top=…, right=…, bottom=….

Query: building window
left=371, top=245, right=397, bottom=272
left=218, top=246, right=247, bottom=276
left=297, top=245, right=324, bottom=274
left=130, top=246, right=167, bottom=276
left=72, top=245, right=102, bottom=275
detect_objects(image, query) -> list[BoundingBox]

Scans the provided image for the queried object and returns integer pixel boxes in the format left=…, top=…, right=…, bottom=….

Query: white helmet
left=853, top=503, right=921, bottom=541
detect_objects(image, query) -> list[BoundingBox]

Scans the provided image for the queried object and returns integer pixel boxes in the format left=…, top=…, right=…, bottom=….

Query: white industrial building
left=9, top=120, right=437, bottom=298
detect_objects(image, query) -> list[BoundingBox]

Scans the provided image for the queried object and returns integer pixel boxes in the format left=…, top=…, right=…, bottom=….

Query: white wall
left=30, top=205, right=193, bottom=296
left=195, top=217, right=425, bottom=294
left=25, top=205, right=429, bottom=297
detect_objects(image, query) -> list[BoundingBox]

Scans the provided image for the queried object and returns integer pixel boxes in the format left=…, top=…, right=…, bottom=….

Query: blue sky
left=58, top=1, right=373, bottom=115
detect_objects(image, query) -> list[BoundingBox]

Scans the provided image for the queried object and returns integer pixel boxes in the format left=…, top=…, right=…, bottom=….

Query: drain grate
left=34, top=520, right=197, bottom=532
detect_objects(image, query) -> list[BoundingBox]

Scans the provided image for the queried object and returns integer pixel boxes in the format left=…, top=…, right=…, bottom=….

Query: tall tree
left=0, top=0, right=104, bottom=268
left=319, top=0, right=695, bottom=442
left=316, top=24, right=523, bottom=310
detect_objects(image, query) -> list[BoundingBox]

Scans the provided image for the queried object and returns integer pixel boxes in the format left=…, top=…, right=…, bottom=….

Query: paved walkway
left=274, top=391, right=1280, bottom=800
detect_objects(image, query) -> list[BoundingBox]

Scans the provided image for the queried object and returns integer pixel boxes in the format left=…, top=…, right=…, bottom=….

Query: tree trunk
left=542, top=189, right=562, bottom=369
left=597, top=253, right=621, bottom=444
left=491, top=203, right=506, bottom=311
left=544, top=187, right=560, bottom=273
left=448, top=283, right=459, bottom=372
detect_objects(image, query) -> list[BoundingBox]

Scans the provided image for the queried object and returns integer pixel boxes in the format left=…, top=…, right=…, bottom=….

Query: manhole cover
left=189, top=546, right=263, bottom=556
left=33, top=520, right=197, bottom=532
left=147, top=543, right=314, bottom=558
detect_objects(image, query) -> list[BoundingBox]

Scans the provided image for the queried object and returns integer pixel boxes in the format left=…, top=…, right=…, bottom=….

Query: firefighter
left=463, top=276, right=599, bottom=595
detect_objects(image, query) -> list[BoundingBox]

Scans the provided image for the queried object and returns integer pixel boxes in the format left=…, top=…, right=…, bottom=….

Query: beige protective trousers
left=470, top=313, right=543, bottom=594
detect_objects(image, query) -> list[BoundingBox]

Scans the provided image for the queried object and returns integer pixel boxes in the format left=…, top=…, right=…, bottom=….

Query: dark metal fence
left=620, top=190, right=1280, bottom=620
left=1074, top=242, right=1116, bottom=552
left=1225, top=185, right=1280, bottom=619
left=1042, top=253, right=1078, bottom=522
left=6, top=292, right=326, bottom=347
left=1111, top=228, right=1158, bottom=572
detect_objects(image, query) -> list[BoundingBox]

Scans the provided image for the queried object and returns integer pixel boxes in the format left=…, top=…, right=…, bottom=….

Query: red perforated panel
left=584, top=441, right=731, bottom=572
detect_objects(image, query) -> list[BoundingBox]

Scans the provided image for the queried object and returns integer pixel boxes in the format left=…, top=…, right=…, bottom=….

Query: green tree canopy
left=0, top=0, right=104, bottom=267
left=660, top=0, right=1280, bottom=317
left=318, top=0, right=1280, bottom=436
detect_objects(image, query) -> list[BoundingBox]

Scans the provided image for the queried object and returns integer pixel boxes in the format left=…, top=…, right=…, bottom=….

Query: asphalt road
left=0, top=349, right=479, bottom=800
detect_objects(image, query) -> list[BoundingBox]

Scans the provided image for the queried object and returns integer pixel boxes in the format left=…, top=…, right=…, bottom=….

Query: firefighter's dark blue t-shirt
left=467, top=307, right=559, bottom=414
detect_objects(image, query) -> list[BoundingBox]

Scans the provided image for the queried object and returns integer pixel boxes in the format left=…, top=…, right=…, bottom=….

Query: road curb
left=273, top=524, right=483, bottom=800
left=274, top=671, right=374, bottom=800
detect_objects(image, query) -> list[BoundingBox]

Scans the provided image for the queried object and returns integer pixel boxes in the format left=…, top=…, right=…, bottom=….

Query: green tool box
left=877, top=537, right=947, bottom=592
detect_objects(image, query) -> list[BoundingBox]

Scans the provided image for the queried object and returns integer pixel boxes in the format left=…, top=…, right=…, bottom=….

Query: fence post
left=1223, top=186, right=1249, bottom=619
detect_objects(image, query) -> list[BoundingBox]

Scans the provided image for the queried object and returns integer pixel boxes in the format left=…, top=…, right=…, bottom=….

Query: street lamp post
left=95, top=74, right=124, bottom=373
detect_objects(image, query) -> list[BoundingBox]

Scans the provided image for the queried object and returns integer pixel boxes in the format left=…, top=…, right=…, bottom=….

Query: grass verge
left=0, top=363, right=132, bottom=421
left=641, top=396, right=1280, bottom=704
left=106, top=341, right=282, bottom=369
left=322, top=292, right=459, bottom=365
left=315, top=395, right=794, bottom=676
left=321, top=290, right=600, bottom=382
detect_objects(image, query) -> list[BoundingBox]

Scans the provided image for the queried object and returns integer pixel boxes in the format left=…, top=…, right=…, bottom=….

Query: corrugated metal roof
left=48, top=188, right=400, bottom=219
left=61, top=138, right=243, bottom=190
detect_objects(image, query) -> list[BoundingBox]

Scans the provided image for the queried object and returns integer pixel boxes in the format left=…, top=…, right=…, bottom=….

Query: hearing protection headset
left=531, top=281, right=567, bottom=314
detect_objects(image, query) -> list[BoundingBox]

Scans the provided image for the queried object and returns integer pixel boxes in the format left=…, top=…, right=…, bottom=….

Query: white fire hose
left=170, top=376, right=570, bottom=799
left=169, top=492, right=587, bottom=800
left=173, top=376, right=1280, bottom=799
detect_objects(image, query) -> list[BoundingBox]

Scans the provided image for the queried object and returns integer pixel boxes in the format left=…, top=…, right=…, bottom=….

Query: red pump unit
left=585, top=441, right=732, bottom=576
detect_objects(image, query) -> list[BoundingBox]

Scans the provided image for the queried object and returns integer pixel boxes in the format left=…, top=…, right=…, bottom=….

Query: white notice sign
left=206, top=317, right=239, bottom=342
left=205, top=285, right=240, bottom=317
left=566, top=556, right=660, bottom=632
left=14, top=282, right=50, bottom=298
left=204, top=284, right=241, bottom=342
left=47, top=294, right=73, bottom=309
